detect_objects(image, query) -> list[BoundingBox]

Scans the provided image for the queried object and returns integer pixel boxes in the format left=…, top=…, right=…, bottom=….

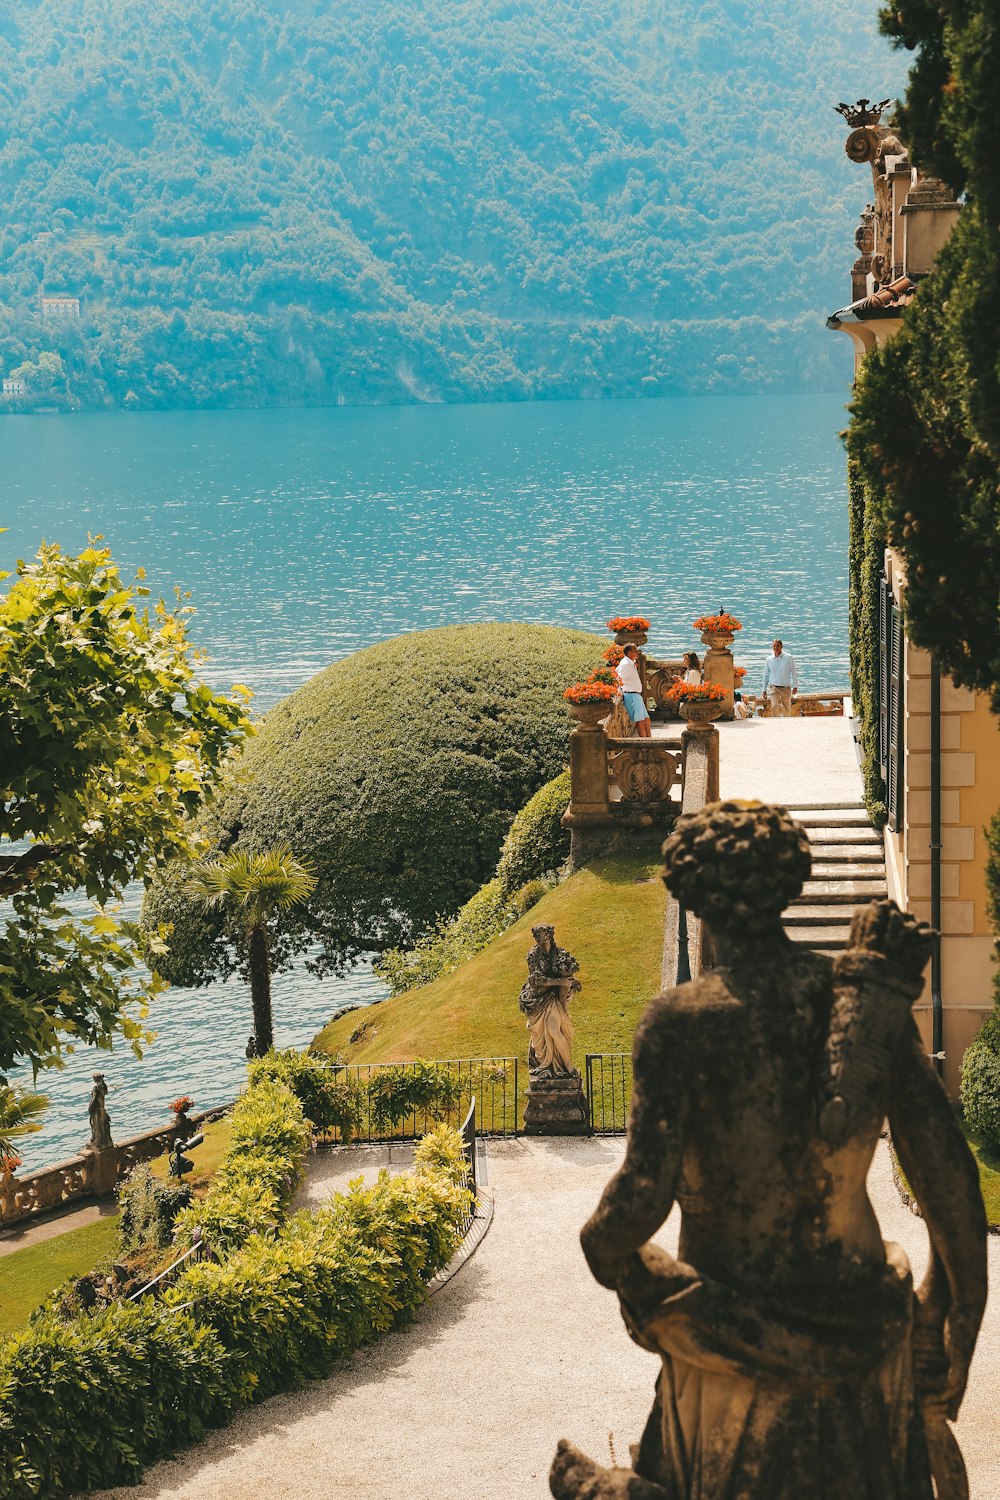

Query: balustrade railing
left=606, top=737, right=682, bottom=806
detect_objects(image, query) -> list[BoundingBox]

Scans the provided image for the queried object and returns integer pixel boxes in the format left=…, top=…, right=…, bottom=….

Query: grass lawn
left=964, top=1125, right=1000, bottom=1229
left=313, top=854, right=666, bottom=1065
left=0, top=1216, right=119, bottom=1336
left=0, top=1116, right=233, bottom=1338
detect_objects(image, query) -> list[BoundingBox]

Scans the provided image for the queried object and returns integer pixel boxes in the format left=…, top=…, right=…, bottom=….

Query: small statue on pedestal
left=550, top=800, right=986, bottom=1500
left=520, top=924, right=588, bottom=1134
left=85, top=1072, right=114, bottom=1152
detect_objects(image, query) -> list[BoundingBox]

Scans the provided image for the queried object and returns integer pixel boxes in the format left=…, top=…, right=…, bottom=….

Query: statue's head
left=92, top=1072, right=105, bottom=1084
left=662, top=800, right=811, bottom=935
left=532, top=923, right=555, bottom=949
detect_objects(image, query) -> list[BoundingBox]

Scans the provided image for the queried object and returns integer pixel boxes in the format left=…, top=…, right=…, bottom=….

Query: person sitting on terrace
left=616, top=644, right=651, bottom=738
left=681, top=651, right=701, bottom=685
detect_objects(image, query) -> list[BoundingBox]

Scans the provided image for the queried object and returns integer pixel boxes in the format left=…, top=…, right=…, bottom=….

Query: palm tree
left=190, top=845, right=317, bottom=1055
left=0, top=1084, right=49, bottom=1164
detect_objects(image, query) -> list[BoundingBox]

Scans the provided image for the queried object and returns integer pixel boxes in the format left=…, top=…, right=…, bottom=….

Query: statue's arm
left=581, top=998, right=689, bottom=1289
left=888, top=1019, right=987, bottom=1417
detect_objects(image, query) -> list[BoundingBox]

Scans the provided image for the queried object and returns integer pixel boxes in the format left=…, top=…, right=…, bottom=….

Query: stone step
left=784, top=905, right=864, bottom=923
left=788, top=927, right=851, bottom=948
left=807, top=864, right=887, bottom=883
left=786, top=805, right=868, bottom=819
left=800, top=879, right=886, bottom=900
left=799, top=826, right=881, bottom=844
left=792, top=890, right=885, bottom=909
left=794, top=814, right=873, bottom=829
left=784, top=802, right=867, bottom=811
left=807, top=843, right=884, bottom=863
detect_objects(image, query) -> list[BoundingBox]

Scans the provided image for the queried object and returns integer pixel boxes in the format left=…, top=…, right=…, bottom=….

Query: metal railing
left=318, top=1057, right=519, bottom=1143
left=585, top=1053, right=633, bottom=1134
left=127, top=1226, right=213, bottom=1303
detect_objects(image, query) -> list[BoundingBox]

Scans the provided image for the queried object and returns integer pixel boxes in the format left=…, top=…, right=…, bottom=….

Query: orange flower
left=734, top=665, right=747, bottom=680
left=0, top=1153, right=22, bottom=1175
left=606, top=615, right=651, bottom=632
left=665, top=681, right=726, bottom=703
left=564, top=680, right=618, bottom=704
left=693, top=612, right=742, bottom=633
left=168, top=1095, right=194, bottom=1115
left=602, top=644, right=625, bottom=666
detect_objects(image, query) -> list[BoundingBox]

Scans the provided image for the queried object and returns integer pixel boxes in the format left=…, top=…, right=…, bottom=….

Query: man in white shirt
left=616, top=644, right=651, bottom=738
left=761, top=639, right=799, bottom=717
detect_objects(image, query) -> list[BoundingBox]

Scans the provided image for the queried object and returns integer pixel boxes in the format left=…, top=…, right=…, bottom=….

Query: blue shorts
left=622, top=692, right=649, bottom=724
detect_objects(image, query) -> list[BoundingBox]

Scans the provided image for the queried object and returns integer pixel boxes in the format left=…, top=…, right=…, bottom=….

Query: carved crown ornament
left=835, top=97, right=892, bottom=129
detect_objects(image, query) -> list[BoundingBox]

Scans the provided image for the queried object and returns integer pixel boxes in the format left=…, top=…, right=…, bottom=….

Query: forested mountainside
left=0, top=0, right=900, bottom=412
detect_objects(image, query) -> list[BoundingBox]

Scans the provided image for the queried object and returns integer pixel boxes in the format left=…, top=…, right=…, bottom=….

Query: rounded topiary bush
left=145, top=624, right=601, bottom=975
left=961, top=1010, right=1000, bottom=1151
left=496, top=769, right=572, bottom=897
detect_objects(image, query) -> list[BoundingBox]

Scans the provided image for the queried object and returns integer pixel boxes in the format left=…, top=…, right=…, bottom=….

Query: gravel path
left=90, top=1136, right=997, bottom=1500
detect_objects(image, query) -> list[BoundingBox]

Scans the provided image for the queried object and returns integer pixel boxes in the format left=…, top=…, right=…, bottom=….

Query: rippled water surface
left=2, top=392, right=852, bottom=1165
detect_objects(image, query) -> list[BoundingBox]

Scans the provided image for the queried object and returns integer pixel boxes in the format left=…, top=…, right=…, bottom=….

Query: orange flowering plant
left=564, top=679, right=618, bottom=705
left=587, top=666, right=619, bottom=687
left=733, top=665, right=747, bottom=681
left=693, top=612, right=742, bottom=633
left=602, top=644, right=625, bottom=666
left=168, top=1095, right=194, bottom=1115
left=0, top=1153, right=22, bottom=1175
left=665, top=681, right=726, bottom=703
left=606, top=615, right=650, bottom=632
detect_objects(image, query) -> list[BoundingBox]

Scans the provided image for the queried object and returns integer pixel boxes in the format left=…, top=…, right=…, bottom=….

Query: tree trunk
left=247, top=921, right=274, bottom=1054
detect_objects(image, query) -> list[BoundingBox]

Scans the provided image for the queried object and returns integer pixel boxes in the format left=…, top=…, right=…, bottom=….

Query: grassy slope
left=313, top=855, right=666, bottom=1064
left=0, top=1117, right=232, bottom=1335
left=965, top=1127, right=1000, bottom=1229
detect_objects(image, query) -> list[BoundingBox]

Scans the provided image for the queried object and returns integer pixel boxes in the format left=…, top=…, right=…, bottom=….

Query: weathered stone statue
left=521, top=924, right=588, bottom=1134
left=551, top=801, right=986, bottom=1500
left=86, top=1072, right=114, bottom=1152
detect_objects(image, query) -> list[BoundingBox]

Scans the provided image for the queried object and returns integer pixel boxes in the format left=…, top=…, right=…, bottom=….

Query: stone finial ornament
left=550, top=801, right=986, bottom=1500
left=835, top=97, right=892, bottom=129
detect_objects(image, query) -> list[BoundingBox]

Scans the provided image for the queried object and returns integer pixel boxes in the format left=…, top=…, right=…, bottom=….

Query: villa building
left=828, top=101, right=1000, bottom=1096
left=40, top=294, right=80, bottom=320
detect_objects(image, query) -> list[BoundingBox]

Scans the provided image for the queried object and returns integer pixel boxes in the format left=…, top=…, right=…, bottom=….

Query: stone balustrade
left=0, top=1106, right=228, bottom=1229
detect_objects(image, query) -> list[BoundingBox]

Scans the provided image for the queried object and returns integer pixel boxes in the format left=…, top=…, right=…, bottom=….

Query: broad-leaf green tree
left=188, top=846, right=317, bottom=1054
left=0, top=539, right=251, bottom=1078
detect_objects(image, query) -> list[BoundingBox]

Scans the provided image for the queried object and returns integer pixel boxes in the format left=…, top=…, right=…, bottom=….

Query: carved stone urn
left=680, top=699, right=722, bottom=727
left=699, top=628, right=734, bottom=651
left=566, top=701, right=610, bottom=728
left=614, top=628, right=648, bottom=648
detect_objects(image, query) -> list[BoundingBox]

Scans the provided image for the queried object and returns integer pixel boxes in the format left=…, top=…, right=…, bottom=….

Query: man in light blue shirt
left=761, top=638, right=798, bottom=717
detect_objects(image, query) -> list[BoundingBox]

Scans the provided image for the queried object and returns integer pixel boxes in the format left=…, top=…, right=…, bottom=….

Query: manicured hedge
left=961, top=1009, right=1000, bottom=1152
left=143, top=623, right=603, bottom=979
left=374, top=768, right=570, bottom=995
left=172, top=1078, right=310, bottom=1253
left=846, top=460, right=888, bottom=829
left=0, top=1121, right=470, bottom=1497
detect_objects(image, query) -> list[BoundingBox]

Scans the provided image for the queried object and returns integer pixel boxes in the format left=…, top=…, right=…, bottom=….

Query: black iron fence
left=318, top=1057, right=519, bottom=1143
left=585, top=1053, right=633, bottom=1134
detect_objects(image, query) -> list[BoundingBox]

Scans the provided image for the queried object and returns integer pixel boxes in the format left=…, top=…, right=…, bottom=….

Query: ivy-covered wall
left=847, top=458, right=888, bottom=829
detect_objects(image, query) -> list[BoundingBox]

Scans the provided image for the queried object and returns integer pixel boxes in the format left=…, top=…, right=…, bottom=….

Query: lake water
left=2, top=391, right=852, bottom=1167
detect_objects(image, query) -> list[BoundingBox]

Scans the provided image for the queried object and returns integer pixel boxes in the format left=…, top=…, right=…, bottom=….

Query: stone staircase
left=783, top=803, right=887, bottom=955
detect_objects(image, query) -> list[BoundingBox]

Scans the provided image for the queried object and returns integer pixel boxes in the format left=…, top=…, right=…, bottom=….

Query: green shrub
left=117, top=1164, right=193, bottom=1257
left=496, top=769, right=572, bottom=895
left=0, top=1132, right=469, bottom=1498
left=961, top=1010, right=1000, bottom=1151
left=0, top=1300, right=243, bottom=1497
left=367, top=1061, right=465, bottom=1133
left=173, top=1079, right=309, bottom=1253
left=248, top=1049, right=365, bottom=1141
left=413, top=1121, right=474, bottom=1190
left=143, top=624, right=603, bottom=979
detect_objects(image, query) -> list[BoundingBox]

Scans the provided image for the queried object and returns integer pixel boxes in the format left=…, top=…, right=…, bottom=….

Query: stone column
left=566, top=723, right=611, bottom=820
left=700, top=632, right=735, bottom=720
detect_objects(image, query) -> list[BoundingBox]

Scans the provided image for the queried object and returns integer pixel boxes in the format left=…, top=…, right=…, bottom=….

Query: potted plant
left=693, top=611, right=742, bottom=649
left=664, top=680, right=726, bottom=725
left=607, top=614, right=651, bottom=647
left=167, top=1095, right=195, bottom=1140
left=602, top=643, right=625, bottom=666
left=564, top=678, right=618, bottom=726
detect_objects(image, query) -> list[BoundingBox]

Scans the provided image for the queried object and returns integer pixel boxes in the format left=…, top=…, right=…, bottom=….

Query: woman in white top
left=682, top=651, right=701, bottom=685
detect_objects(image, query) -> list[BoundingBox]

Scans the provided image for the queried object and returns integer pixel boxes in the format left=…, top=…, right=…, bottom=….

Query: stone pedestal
left=700, top=631, right=735, bottom=719
left=524, top=1071, right=589, bottom=1135
left=81, top=1145, right=119, bottom=1197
